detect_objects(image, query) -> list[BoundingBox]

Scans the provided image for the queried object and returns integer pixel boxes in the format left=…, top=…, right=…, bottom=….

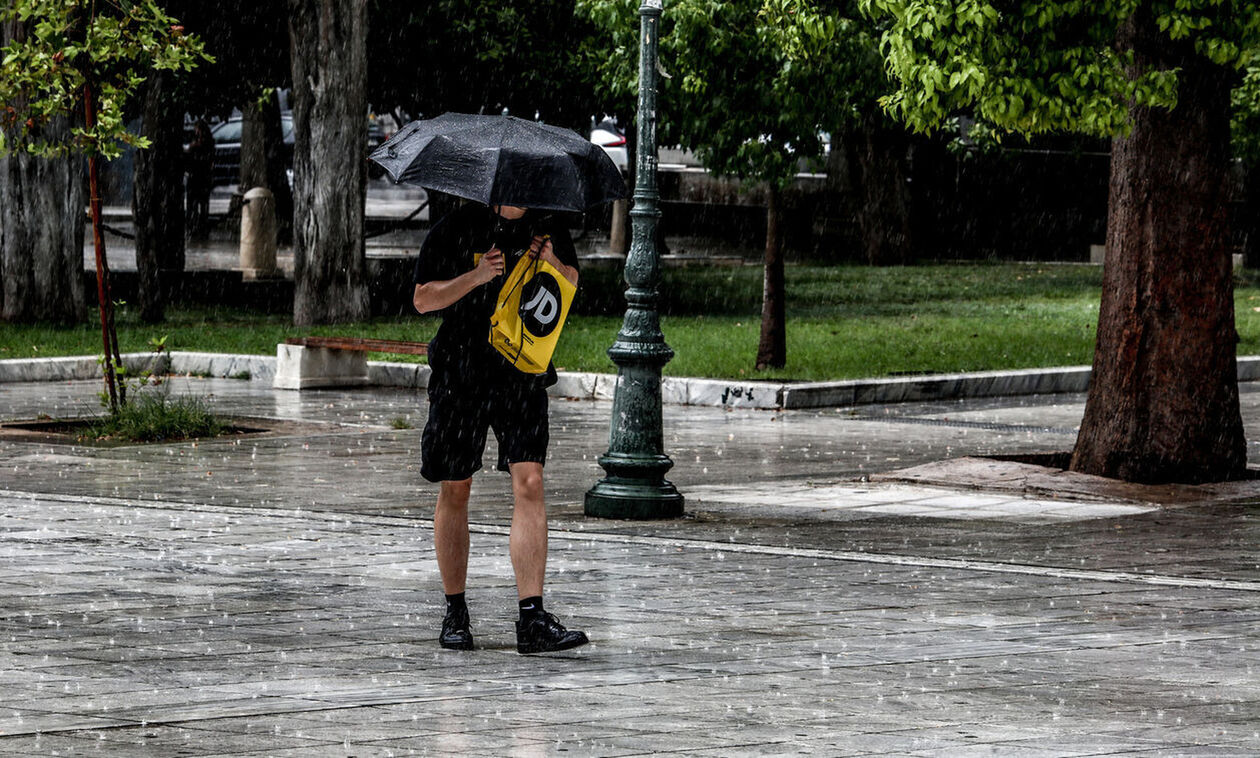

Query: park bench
left=273, top=336, right=428, bottom=390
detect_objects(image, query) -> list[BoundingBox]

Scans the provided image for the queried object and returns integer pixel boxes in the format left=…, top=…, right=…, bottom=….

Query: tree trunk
left=1070, top=11, right=1245, bottom=484
left=240, top=90, right=294, bottom=244
left=132, top=70, right=186, bottom=324
left=0, top=19, right=85, bottom=324
left=755, top=185, right=786, bottom=370
left=847, top=114, right=912, bottom=266
left=85, top=83, right=125, bottom=412
left=0, top=128, right=87, bottom=325
left=1243, top=161, right=1260, bottom=269
left=287, top=0, right=370, bottom=325
left=241, top=97, right=267, bottom=192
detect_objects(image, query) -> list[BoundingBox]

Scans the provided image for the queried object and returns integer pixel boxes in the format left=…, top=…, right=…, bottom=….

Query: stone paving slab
left=2, top=491, right=1259, bottom=754
left=2, top=378, right=1260, bottom=753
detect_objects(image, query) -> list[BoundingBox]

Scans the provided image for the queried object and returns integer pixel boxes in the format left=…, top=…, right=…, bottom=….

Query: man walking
left=413, top=201, right=588, bottom=654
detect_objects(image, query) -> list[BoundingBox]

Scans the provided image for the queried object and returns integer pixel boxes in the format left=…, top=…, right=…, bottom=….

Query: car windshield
left=211, top=120, right=242, bottom=143
left=211, top=117, right=294, bottom=144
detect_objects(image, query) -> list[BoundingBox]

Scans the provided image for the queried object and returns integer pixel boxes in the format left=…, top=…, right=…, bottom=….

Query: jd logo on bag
left=488, top=251, right=576, bottom=374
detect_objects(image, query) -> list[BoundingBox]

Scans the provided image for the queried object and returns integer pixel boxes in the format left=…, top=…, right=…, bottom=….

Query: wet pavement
left=2, top=377, right=1259, bottom=755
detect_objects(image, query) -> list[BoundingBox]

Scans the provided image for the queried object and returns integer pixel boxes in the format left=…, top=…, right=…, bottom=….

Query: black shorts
left=420, top=371, right=549, bottom=482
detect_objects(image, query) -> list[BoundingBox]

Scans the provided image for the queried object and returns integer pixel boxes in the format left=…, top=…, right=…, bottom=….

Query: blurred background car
left=208, top=115, right=295, bottom=187
left=589, top=115, right=628, bottom=173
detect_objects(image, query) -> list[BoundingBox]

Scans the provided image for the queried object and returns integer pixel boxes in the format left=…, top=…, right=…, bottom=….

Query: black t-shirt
left=413, top=203, right=579, bottom=387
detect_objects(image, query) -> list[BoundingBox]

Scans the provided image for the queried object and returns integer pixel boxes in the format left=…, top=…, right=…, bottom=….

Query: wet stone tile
left=3, top=379, right=1260, bottom=753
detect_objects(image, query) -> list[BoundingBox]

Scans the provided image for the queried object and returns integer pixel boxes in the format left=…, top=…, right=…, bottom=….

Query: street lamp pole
left=584, top=0, right=684, bottom=520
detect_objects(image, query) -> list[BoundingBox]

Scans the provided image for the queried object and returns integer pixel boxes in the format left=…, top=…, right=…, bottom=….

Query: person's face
left=495, top=205, right=527, bottom=220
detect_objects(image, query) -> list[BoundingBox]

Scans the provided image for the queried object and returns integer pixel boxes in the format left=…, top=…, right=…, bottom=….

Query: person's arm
left=413, top=248, right=504, bottom=314
left=528, top=235, right=579, bottom=287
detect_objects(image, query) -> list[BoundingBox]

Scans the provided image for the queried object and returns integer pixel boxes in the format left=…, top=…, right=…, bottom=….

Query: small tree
left=0, top=0, right=207, bottom=411
left=863, top=0, right=1260, bottom=483
left=179, top=0, right=294, bottom=242
left=579, top=0, right=876, bottom=369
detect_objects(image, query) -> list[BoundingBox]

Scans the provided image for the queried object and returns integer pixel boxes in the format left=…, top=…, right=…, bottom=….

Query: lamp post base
left=584, top=478, right=684, bottom=520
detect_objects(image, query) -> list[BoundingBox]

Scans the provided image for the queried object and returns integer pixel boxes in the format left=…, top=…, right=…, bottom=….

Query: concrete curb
left=0, top=353, right=171, bottom=383
left=5, top=353, right=1260, bottom=411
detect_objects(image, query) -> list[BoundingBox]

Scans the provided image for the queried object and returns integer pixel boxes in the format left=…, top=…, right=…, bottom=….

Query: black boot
left=516, top=611, right=588, bottom=654
left=439, top=604, right=474, bottom=650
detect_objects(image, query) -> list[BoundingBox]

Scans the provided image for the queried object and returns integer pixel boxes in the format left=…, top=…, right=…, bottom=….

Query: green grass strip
left=5, top=263, right=1260, bottom=382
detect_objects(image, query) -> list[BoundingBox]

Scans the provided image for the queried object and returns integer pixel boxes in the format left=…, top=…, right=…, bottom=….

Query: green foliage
left=1233, top=56, right=1260, bottom=164
left=577, top=0, right=882, bottom=185
left=860, top=0, right=1260, bottom=137
left=368, top=2, right=599, bottom=131
left=0, top=0, right=209, bottom=159
left=23, top=263, right=1260, bottom=382
left=0, top=264, right=1120, bottom=381
left=88, top=391, right=223, bottom=442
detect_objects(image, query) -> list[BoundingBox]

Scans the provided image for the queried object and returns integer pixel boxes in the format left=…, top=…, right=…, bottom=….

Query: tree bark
left=287, top=0, right=369, bottom=325
left=1070, top=10, right=1246, bottom=484
left=0, top=132, right=87, bottom=325
left=755, top=184, right=786, bottom=370
left=846, top=114, right=913, bottom=266
left=0, top=19, right=86, bottom=324
left=240, top=90, right=294, bottom=243
left=132, top=70, right=186, bottom=324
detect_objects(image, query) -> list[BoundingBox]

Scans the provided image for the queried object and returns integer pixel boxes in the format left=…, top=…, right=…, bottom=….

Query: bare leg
left=509, top=462, right=546, bottom=600
left=434, top=478, right=472, bottom=595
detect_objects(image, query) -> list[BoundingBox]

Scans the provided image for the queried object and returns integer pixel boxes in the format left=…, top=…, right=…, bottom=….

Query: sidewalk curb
left=5, top=353, right=1260, bottom=410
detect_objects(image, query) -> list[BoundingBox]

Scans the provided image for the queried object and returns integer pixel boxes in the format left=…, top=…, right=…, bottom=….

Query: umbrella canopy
left=368, top=113, right=627, bottom=213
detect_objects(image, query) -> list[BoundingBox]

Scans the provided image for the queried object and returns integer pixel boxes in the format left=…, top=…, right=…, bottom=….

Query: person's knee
left=512, top=465, right=545, bottom=503
left=439, top=478, right=472, bottom=508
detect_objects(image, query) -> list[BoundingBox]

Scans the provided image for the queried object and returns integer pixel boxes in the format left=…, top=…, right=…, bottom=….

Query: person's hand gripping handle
left=476, top=247, right=505, bottom=285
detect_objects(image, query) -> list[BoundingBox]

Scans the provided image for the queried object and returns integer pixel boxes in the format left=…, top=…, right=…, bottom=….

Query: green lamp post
left=585, top=0, right=684, bottom=520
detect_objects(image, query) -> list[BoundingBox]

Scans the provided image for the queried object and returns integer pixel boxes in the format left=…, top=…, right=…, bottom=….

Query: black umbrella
left=368, top=113, right=627, bottom=213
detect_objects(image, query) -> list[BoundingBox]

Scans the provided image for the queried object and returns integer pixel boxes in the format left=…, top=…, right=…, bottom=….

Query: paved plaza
left=2, top=376, right=1259, bottom=755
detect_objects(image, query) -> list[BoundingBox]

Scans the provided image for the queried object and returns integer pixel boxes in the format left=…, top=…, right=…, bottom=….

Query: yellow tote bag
left=488, top=252, right=576, bottom=374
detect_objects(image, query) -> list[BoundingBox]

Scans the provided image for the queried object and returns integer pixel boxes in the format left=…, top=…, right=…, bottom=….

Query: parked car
left=209, top=115, right=295, bottom=187
left=590, top=116, right=628, bottom=173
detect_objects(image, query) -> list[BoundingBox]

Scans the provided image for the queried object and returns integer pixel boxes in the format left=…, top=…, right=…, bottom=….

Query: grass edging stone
left=7, top=352, right=1260, bottom=411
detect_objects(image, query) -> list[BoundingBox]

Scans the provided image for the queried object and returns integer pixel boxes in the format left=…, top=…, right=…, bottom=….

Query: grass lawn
left=6, top=262, right=1260, bottom=382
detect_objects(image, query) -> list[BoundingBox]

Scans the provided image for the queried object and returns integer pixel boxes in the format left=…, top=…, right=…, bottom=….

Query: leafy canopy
left=578, top=0, right=881, bottom=185
left=1234, top=60, right=1260, bottom=164
left=369, top=1, right=599, bottom=133
left=859, top=0, right=1260, bottom=137
left=0, top=0, right=208, bottom=159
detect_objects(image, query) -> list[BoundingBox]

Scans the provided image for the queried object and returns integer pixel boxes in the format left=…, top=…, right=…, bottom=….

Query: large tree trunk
left=1070, top=11, right=1246, bottom=484
left=132, top=70, right=186, bottom=324
left=0, top=137, right=87, bottom=324
left=755, top=185, right=786, bottom=370
left=240, top=89, right=294, bottom=244
left=0, top=19, right=85, bottom=324
left=288, top=0, right=369, bottom=325
left=846, top=114, right=913, bottom=266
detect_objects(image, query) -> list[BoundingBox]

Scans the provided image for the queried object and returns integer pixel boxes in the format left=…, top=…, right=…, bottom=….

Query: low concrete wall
left=7, top=353, right=1260, bottom=412
left=0, top=353, right=170, bottom=383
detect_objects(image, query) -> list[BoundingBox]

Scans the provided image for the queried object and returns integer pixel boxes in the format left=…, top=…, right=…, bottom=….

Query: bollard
left=240, top=186, right=279, bottom=280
